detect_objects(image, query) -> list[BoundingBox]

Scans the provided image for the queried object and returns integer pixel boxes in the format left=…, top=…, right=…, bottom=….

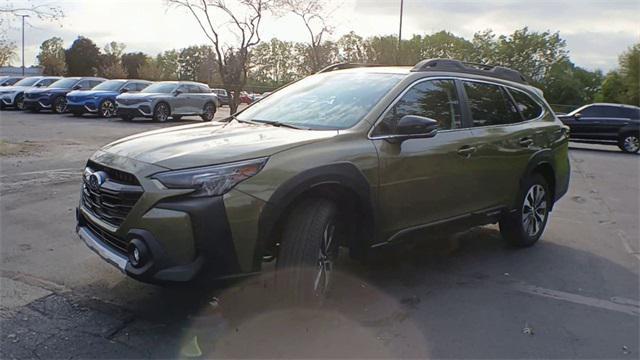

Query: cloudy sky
left=5, top=0, right=640, bottom=71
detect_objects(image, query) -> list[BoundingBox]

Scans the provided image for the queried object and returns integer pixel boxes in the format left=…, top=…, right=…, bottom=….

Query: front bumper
left=75, top=154, right=265, bottom=283
left=67, top=101, right=99, bottom=114
left=1, top=93, right=17, bottom=106
left=116, top=104, right=152, bottom=119
left=23, top=98, right=52, bottom=111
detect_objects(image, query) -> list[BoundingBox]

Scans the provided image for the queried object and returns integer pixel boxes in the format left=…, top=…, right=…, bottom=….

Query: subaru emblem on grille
left=88, top=171, right=108, bottom=191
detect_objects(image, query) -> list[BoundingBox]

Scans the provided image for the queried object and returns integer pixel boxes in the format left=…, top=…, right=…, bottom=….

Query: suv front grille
left=81, top=162, right=143, bottom=227
left=84, top=217, right=128, bottom=253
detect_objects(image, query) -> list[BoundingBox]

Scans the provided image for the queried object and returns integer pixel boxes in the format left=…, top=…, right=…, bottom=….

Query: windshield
left=142, top=83, right=177, bottom=94
left=237, top=72, right=404, bottom=129
left=13, top=77, right=41, bottom=87
left=92, top=80, right=126, bottom=91
left=49, top=78, right=80, bottom=89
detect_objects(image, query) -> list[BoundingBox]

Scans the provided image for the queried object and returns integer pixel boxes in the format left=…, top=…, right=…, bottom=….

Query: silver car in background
left=115, top=81, right=219, bottom=122
left=0, top=76, right=61, bottom=110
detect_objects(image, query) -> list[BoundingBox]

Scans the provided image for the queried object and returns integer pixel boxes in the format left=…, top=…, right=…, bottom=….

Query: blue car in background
left=23, top=77, right=106, bottom=113
left=66, top=79, right=151, bottom=118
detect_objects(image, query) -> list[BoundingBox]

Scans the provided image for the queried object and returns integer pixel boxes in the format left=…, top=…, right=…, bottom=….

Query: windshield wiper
left=252, top=120, right=310, bottom=130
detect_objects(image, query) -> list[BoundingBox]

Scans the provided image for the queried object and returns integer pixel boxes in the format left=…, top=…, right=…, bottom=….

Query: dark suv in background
left=23, top=77, right=106, bottom=113
left=559, top=103, right=640, bottom=153
left=77, top=59, right=570, bottom=300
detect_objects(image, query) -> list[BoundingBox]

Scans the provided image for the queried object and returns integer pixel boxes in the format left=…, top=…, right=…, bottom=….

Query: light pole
left=17, top=14, right=30, bottom=76
left=397, top=0, right=404, bottom=64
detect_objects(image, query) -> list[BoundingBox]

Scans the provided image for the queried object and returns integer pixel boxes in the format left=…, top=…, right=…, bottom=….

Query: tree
left=157, top=50, right=180, bottom=80
left=168, top=0, right=271, bottom=112
left=0, top=39, right=16, bottom=66
left=250, top=38, right=298, bottom=86
left=618, top=43, right=640, bottom=105
left=65, top=36, right=101, bottom=76
left=280, top=0, right=333, bottom=72
left=179, top=45, right=216, bottom=83
left=36, top=37, right=66, bottom=75
left=596, top=43, right=640, bottom=106
left=138, top=58, right=164, bottom=80
left=542, top=60, right=603, bottom=108
left=121, top=52, right=148, bottom=79
left=471, top=27, right=567, bottom=83
left=336, top=31, right=366, bottom=63
left=98, top=41, right=127, bottom=78
left=1, top=2, right=63, bottom=67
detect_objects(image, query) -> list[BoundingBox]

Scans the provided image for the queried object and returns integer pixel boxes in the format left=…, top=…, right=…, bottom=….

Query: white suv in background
left=0, top=76, right=62, bottom=110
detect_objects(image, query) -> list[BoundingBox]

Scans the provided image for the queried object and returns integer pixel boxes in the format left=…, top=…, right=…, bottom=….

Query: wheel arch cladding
left=257, top=162, right=375, bottom=267
left=522, top=150, right=557, bottom=210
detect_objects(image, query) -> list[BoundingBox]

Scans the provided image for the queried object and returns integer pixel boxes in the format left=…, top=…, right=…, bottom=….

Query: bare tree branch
left=168, top=0, right=270, bottom=112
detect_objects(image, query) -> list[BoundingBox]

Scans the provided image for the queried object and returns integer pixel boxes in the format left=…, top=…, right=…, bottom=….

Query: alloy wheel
left=156, top=104, right=169, bottom=122
left=314, top=223, right=336, bottom=296
left=55, top=97, right=67, bottom=113
left=101, top=100, right=115, bottom=118
left=203, top=104, right=215, bottom=121
left=16, top=95, right=24, bottom=110
left=622, top=135, right=640, bottom=153
left=522, top=184, right=547, bottom=237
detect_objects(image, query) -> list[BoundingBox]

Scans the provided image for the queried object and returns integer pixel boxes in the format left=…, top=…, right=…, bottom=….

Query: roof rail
left=411, top=58, right=529, bottom=84
left=317, top=63, right=389, bottom=73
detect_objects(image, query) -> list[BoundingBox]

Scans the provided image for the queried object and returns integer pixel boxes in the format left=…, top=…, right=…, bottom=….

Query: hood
left=117, top=92, right=163, bottom=100
left=68, top=90, right=116, bottom=98
left=25, top=87, right=67, bottom=94
left=101, top=120, right=337, bottom=169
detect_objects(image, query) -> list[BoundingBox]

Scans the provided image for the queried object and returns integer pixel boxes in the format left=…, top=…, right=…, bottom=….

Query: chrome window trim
left=368, top=76, right=548, bottom=140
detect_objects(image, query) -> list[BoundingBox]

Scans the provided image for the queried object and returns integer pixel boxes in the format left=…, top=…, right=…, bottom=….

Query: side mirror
left=72, top=84, right=82, bottom=90
left=35, top=83, right=43, bottom=87
left=1, top=83, right=7, bottom=87
left=388, top=115, right=439, bottom=143
left=574, top=112, right=582, bottom=119
left=173, top=89, right=182, bottom=96
left=120, top=88, right=129, bottom=93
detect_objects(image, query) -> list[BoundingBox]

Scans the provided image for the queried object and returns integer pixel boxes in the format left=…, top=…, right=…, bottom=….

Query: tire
left=99, top=99, right=116, bottom=118
left=277, top=198, right=339, bottom=304
left=153, top=102, right=170, bottom=122
left=499, top=174, right=550, bottom=247
left=52, top=96, right=67, bottom=114
left=15, top=94, right=24, bottom=110
left=172, top=115, right=182, bottom=121
left=200, top=102, right=216, bottom=121
left=618, top=133, right=640, bottom=154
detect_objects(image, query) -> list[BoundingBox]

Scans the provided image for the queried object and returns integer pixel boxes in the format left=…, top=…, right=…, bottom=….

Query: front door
left=372, top=78, right=477, bottom=241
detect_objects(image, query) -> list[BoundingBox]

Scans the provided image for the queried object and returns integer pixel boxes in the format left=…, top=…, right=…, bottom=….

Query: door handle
left=457, top=145, right=477, bottom=158
left=519, top=137, right=534, bottom=147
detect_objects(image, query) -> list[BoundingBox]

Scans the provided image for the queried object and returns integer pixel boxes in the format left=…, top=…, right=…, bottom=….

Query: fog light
left=127, top=239, right=149, bottom=268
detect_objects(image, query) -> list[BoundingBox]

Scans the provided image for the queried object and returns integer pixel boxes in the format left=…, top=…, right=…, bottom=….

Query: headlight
left=151, top=158, right=268, bottom=197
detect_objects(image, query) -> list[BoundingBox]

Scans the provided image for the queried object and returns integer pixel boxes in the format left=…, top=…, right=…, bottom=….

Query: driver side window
left=372, top=79, right=461, bottom=136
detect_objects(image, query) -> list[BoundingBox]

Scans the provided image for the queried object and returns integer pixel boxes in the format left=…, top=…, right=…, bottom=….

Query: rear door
left=171, top=84, right=189, bottom=114
left=373, top=78, right=477, bottom=240
left=460, top=80, right=541, bottom=211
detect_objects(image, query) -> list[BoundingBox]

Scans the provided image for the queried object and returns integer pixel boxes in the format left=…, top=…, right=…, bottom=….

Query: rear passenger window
left=136, top=83, right=149, bottom=91
left=509, top=89, right=543, bottom=120
left=463, top=81, right=521, bottom=127
left=374, top=79, right=461, bottom=135
left=187, top=85, right=202, bottom=93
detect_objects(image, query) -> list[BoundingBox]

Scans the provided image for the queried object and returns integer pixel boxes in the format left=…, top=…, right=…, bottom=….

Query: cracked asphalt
left=1, top=109, right=638, bottom=359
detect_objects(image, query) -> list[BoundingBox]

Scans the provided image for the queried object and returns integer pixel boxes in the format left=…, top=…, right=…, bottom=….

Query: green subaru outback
left=76, top=59, right=570, bottom=297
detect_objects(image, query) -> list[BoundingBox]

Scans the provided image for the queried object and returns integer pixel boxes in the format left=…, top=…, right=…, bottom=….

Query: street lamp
left=16, top=14, right=30, bottom=76
left=397, top=0, right=404, bottom=64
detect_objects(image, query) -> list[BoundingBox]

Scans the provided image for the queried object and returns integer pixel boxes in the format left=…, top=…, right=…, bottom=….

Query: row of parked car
left=0, top=75, right=230, bottom=122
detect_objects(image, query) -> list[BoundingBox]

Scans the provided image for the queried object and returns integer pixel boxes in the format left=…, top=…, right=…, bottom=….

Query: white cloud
left=4, top=0, right=639, bottom=71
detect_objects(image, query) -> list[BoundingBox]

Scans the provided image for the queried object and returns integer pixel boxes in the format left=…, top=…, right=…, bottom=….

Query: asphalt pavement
left=1, top=109, right=638, bottom=358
